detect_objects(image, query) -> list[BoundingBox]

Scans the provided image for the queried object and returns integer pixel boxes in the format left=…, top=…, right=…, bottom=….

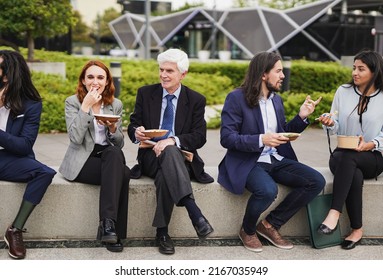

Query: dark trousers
left=0, top=153, right=56, bottom=205
left=74, top=145, right=130, bottom=239
left=243, top=157, right=325, bottom=234
left=139, top=145, right=193, bottom=228
left=329, top=148, right=383, bottom=229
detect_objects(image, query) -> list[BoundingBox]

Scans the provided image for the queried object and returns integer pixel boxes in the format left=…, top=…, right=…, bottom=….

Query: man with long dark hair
left=218, top=51, right=325, bottom=252
left=0, top=50, right=56, bottom=259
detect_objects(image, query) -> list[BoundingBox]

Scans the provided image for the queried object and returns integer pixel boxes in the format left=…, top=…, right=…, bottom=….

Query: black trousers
left=329, top=148, right=383, bottom=229
left=139, top=145, right=193, bottom=228
left=75, top=145, right=130, bottom=239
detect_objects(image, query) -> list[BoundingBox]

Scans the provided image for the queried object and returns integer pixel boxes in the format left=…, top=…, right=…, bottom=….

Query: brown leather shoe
left=4, top=226, right=26, bottom=259
left=239, top=227, right=262, bottom=252
left=256, top=221, right=293, bottom=250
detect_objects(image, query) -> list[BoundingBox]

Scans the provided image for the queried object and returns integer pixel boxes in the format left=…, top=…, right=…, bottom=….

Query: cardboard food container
left=337, top=135, right=360, bottom=149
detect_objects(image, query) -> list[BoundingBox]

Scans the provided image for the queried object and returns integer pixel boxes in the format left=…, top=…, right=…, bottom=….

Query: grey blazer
left=59, top=95, right=125, bottom=181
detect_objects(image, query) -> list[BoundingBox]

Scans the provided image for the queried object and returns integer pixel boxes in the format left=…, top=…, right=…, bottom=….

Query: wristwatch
left=372, top=139, right=379, bottom=150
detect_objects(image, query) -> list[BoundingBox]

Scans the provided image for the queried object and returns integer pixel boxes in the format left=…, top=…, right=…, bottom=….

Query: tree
left=94, top=8, right=121, bottom=39
left=259, top=0, right=319, bottom=10
left=172, top=1, right=204, bottom=13
left=72, top=10, right=92, bottom=44
left=90, top=8, right=121, bottom=54
left=233, top=0, right=251, bottom=8
left=0, top=0, right=77, bottom=61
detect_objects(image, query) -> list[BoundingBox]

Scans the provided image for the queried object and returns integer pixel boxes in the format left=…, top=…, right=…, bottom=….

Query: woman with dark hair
left=317, top=49, right=383, bottom=249
left=59, top=60, right=130, bottom=252
left=0, top=50, right=56, bottom=259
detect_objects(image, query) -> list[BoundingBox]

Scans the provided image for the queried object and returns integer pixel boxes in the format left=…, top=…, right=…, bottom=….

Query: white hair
left=157, top=48, right=189, bottom=74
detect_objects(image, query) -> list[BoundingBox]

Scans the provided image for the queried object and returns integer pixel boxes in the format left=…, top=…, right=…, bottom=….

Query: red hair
left=76, top=60, right=115, bottom=105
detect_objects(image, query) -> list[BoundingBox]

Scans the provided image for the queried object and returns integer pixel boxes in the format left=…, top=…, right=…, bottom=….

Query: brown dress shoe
left=4, top=226, right=27, bottom=259
left=239, top=227, right=262, bottom=252
left=256, top=221, right=293, bottom=250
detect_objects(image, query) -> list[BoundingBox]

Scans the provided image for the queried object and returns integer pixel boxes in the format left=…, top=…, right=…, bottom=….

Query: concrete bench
left=0, top=167, right=382, bottom=240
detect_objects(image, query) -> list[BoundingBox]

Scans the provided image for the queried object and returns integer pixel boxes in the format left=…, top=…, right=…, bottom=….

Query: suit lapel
left=252, top=105, right=264, bottom=133
left=175, top=85, right=188, bottom=134
left=149, top=86, right=163, bottom=129
left=272, top=96, right=284, bottom=132
left=103, top=104, right=114, bottom=115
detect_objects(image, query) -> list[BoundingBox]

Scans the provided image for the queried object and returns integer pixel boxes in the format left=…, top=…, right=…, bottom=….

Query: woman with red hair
left=59, top=60, right=130, bottom=252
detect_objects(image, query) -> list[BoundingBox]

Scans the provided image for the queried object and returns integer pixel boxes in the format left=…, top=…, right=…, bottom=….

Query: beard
left=265, top=79, right=283, bottom=93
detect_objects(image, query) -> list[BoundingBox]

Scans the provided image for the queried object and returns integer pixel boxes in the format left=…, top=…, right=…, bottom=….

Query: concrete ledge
left=0, top=167, right=382, bottom=240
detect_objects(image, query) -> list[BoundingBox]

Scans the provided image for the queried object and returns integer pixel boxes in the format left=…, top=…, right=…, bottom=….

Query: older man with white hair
left=127, top=48, right=214, bottom=255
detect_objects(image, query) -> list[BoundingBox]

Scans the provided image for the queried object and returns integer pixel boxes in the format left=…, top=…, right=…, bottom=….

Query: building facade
left=109, top=0, right=383, bottom=61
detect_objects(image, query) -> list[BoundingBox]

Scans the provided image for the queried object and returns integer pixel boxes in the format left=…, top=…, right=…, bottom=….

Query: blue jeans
left=243, top=157, right=325, bottom=234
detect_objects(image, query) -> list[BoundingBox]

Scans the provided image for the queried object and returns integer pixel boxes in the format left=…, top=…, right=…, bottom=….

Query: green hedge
left=3, top=48, right=352, bottom=132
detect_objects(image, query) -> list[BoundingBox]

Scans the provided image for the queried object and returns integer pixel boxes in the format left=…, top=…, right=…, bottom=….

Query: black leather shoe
left=317, top=223, right=338, bottom=235
left=97, top=218, right=118, bottom=244
left=105, top=239, right=124, bottom=252
left=156, top=234, right=175, bottom=255
left=341, top=239, right=361, bottom=250
left=130, top=164, right=142, bottom=179
left=193, top=217, right=214, bottom=239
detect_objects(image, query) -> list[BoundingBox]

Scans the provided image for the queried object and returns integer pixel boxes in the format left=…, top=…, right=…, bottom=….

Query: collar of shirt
left=162, top=85, right=181, bottom=99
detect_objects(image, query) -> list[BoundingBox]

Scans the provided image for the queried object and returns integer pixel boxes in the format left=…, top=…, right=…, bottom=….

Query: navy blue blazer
left=218, top=89, right=308, bottom=195
left=0, top=99, right=41, bottom=160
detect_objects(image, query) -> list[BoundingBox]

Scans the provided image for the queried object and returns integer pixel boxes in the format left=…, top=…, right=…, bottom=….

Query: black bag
left=306, top=192, right=342, bottom=249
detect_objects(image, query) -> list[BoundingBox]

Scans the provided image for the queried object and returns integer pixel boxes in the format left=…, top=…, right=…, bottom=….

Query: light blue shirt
left=257, top=93, right=284, bottom=163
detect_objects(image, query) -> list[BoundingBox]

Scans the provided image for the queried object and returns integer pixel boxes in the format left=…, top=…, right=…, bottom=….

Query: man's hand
left=262, top=132, right=289, bottom=147
left=134, top=126, right=150, bottom=142
left=153, top=138, right=176, bottom=157
left=299, top=95, right=322, bottom=119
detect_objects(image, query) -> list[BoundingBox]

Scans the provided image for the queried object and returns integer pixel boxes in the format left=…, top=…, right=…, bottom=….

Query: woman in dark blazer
left=0, top=50, right=56, bottom=259
left=59, top=60, right=130, bottom=252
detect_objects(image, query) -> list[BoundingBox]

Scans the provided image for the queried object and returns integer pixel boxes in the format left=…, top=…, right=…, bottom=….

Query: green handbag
left=306, top=192, right=342, bottom=249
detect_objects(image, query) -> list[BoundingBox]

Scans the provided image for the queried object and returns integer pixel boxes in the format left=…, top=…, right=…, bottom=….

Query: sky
left=73, top=0, right=239, bottom=26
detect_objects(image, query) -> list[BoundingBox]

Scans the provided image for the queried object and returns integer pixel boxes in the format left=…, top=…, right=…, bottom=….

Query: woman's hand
left=81, top=86, right=102, bottom=113
left=97, top=119, right=117, bottom=133
left=355, top=136, right=375, bottom=152
left=317, top=112, right=335, bottom=127
left=299, top=95, right=322, bottom=119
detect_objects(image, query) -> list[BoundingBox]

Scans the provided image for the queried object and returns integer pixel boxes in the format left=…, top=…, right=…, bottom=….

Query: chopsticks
left=315, top=110, right=338, bottom=121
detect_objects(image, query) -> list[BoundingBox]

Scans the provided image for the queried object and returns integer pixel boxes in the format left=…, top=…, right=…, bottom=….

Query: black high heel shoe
left=341, top=239, right=361, bottom=250
left=317, top=223, right=338, bottom=235
left=97, top=218, right=118, bottom=244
